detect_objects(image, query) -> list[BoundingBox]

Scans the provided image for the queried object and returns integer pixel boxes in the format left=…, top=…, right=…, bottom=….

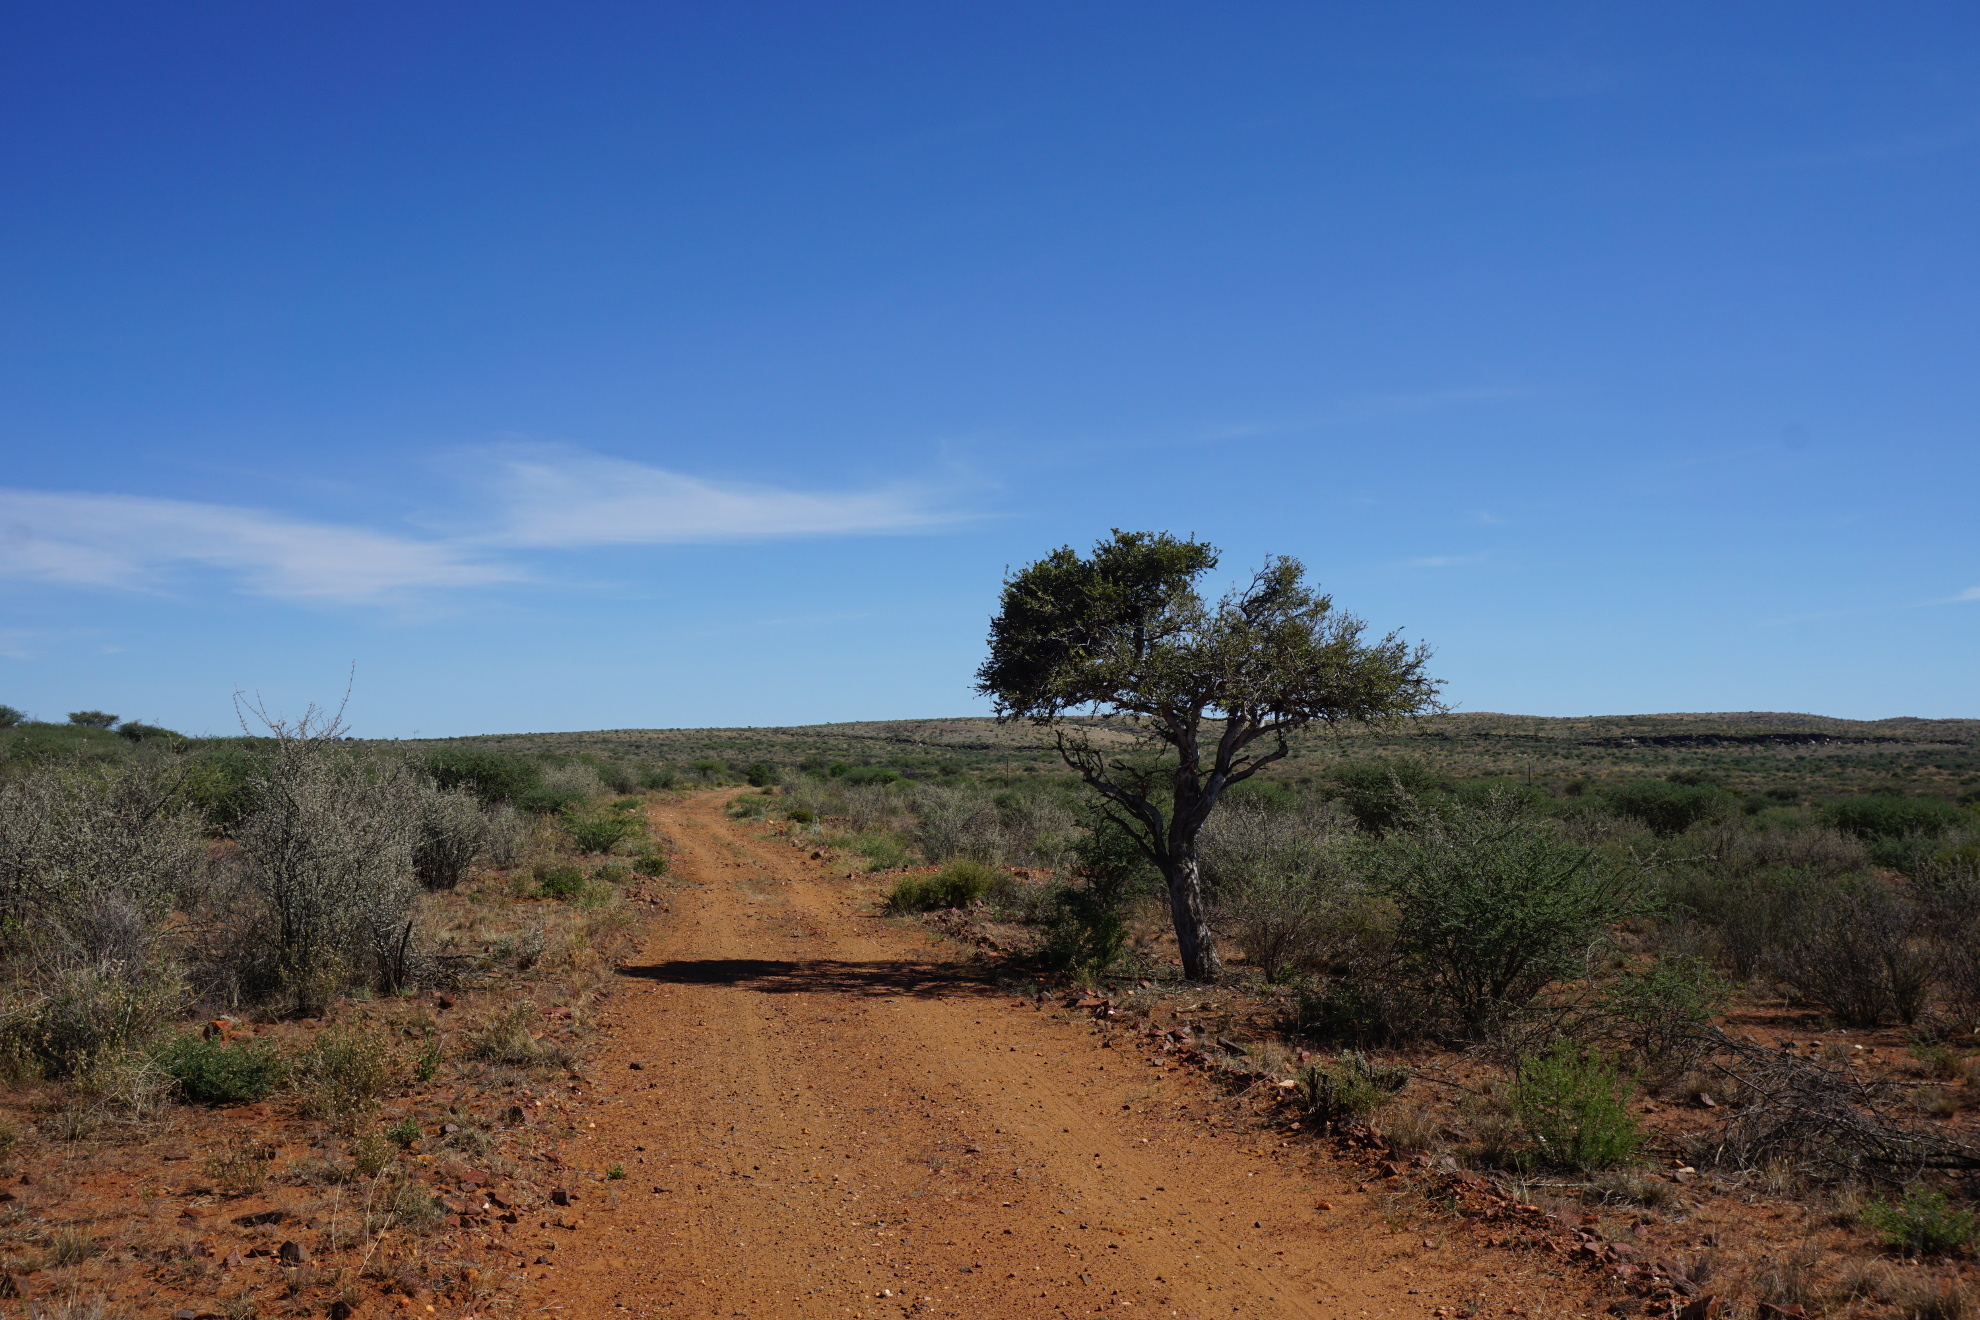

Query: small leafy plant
left=564, top=808, right=644, bottom=854
left=1509, top=1040, right=1645, bottom=1171
left=385, top=1117, right=422, bottom=1151
left=1863, top=1186, right=1980, bottom=1256
left=536, top=865, right=587, bottom=901
left=152, top=1033, right=286, bottom=1105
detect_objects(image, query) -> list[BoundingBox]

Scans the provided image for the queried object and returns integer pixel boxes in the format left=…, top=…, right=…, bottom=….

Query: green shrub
left=1292, top=978, right=1433, bottom=1047
left=1201, top=799, right=1356, bottom=982
left=727, top=794, right=771, bottom=819
left=422, top=749, right=542, bottom=806
left=745, top=762, right=778, bottom=788
left=1827, top=795, right=1962, bottom=841
left=348, top=1130, right=393, bottom=1176
left=176, top=743, right=267, bottom=828
left=1509, top=1041, right=1645, bottom=1171
left=787, top=807, right=816, bottom=825
left=1605, top=778, right=1734, bottom=835
left=1038, top=883, right=1129, bottom=976
left=639, top=766, right=678, bottom=791
left=516, top=786, right=587, bottom=815
left=595, top=760, right=639, bottom=795
left=385, top=1116, right=422, bottom=1150
left=883, top=861, right=999, bottom=914
left=690, top=759, right=728, bottom=781
left=536, top=865, right=587, bottom=901
left=1373, top=794, right=1647, bottom=1035
left=853, top=831, right=912, bottom=871
left=1330, top=759, right=1449, bottom=834
left=631, top=853, right=669, bottom=878
left=152, top=1033, right=285, bottom=1104
left=1862, top=1186, right=1979, bottom=1256
left=564, top=808, right=643, bottom=854
left=67, top=710, right=119, bottom=729
left=1601, top=955, right=1730, bottom=1068
left=115, top=722, right=182, bottom=744
left=0, top=705, right=24, bottom=730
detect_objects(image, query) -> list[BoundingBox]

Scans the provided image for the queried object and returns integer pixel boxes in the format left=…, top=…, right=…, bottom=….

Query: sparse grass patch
left=43, top=1229, right=100, bottom=1269
left=293, top=1024, right=396, bottom=1133
left=206, top=1131, right=278, bottom=1196
left=1890, top=1271, right=1974, bottom=1320
left=466, top=1002, right=542, bottom=1066
left=349, top=1130, right=393, bottom=1177
left=1296, top=1051, right=1407, bottom=1132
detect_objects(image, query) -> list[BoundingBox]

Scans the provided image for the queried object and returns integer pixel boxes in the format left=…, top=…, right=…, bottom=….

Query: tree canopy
left=976, top=529, right=1441, bottom=980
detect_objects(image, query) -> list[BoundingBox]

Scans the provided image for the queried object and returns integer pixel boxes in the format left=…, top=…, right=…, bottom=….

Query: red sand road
left=529, top=792, right=1591, bottom=1320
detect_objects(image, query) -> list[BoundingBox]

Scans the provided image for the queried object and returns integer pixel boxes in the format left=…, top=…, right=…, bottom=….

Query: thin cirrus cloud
left=474, top=448, right=964, bottom=547
left=0, top=450, right=969, bottom=605
left=0, top=488, right=523, bottom=603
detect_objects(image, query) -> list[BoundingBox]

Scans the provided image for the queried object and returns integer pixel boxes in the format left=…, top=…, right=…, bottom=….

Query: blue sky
left=2, top=2, right=1975, bottom=736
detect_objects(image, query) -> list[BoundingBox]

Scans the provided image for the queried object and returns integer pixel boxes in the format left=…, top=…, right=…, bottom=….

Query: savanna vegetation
left=0, top=698, right=679, bottom=1314
left=4, top=586, right=1977, bottom=1319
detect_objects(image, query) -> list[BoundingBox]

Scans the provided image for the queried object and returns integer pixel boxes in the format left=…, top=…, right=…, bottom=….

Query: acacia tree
left=975, top=530, right=1441, bottom=981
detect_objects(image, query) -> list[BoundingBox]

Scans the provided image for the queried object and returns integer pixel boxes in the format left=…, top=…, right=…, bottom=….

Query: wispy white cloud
left=0, top=448, right=971, bottom=606
left=0, top=489, right=522, bottom=603
left=473, top=447, right=963, bottom=547
left=1956, top=586, right=1980, bottom=602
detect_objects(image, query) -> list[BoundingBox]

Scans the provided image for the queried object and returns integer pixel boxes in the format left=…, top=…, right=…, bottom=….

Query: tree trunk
left=1162, top=851, right=1221, bottom=982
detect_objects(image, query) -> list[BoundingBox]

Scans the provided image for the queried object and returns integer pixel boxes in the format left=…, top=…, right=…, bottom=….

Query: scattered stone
left=278, top=1240, right=309, bottom=1265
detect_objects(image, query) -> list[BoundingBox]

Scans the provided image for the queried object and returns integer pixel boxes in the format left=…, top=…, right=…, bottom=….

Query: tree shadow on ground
left=616, top=957, right=1010, bottom=1000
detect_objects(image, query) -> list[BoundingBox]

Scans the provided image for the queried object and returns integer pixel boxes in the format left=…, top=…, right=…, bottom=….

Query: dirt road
left=534, top=793, right=1563, bottom=1320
